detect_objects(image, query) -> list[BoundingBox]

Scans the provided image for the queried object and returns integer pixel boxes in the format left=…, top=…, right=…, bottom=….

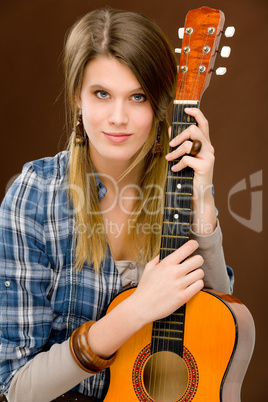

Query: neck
left=90, top=150, right=145, bottom=192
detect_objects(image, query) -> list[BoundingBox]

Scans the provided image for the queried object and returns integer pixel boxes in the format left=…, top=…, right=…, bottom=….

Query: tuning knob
left=224, top=26, right=235, bottom=37
left=220, top=46, right=231, bottom=58
left=215, top=67, right=227, bottom=75
left=178, top=28, right=184, bottom=39
left=175, top=48, right=182, bottom=53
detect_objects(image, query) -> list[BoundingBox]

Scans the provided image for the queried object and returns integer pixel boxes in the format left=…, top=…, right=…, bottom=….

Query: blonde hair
left=64, top=9, right=177, bottom=271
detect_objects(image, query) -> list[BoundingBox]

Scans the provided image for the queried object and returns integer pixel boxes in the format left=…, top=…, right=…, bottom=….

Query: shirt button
left=130, top=281, right=137, bottom=287
left=0, top=385, right=5, bottom=391
left=129, top=263, right=136, bottom=270
left=5, top=281, right=10, bottom=287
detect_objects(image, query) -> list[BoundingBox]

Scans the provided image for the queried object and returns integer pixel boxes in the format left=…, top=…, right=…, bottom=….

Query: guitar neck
left=152, top=101, right=199, bottom=357
left=152, top=5, right=227, bottom=360
left=159, top=101, right=199, bottom=262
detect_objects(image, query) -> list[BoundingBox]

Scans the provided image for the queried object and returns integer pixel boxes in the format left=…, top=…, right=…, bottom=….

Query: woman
left=0, top=8, right=233, bottom=402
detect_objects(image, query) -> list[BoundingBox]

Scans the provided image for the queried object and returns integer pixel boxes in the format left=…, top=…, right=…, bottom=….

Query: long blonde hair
left=64, top=9, right=177, bottom=271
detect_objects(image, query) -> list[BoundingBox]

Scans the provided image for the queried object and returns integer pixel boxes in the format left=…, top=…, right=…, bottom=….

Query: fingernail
left=169, top=139, right=175, bottom=146
left=165, top=153, right=171, bottom=160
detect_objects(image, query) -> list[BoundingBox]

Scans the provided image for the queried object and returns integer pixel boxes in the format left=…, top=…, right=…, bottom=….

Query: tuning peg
left=178, top=28, right=184, bottom=39
left=220, top=46, right=231, bottom=58
left=225, top=26, right=235, bottom=37
left=215, top=67, right=227, bottom=75
left=175, top=48, right=182, bottom=53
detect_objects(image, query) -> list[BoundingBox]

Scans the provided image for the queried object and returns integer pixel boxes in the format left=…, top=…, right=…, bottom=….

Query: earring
left=75, top=113, right=87, bottom=145
left=152, top=125, right=164, bottom=154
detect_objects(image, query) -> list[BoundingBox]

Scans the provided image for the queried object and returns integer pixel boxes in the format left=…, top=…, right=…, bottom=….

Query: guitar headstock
left=175, top=7, right=232, bottom=102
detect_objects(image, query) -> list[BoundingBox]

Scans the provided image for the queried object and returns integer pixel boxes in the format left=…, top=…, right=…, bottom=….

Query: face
left=77, top=56, right=154, bottom=170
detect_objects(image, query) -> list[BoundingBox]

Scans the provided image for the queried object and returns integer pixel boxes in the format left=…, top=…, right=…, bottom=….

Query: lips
left=103, top=132, right=132, bottom=143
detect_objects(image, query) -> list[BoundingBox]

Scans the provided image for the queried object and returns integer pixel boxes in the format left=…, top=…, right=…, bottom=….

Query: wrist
left=85, top=291, right=145, bottom=360
left=69, top=321, right=116, bottom=373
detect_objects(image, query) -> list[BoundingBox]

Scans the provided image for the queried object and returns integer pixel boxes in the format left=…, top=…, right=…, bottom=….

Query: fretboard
left=151, top=101, right=199, bottom=357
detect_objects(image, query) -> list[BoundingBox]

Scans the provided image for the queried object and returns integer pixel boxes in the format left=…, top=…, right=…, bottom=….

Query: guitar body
left=104, top=288, right=255, bottom=402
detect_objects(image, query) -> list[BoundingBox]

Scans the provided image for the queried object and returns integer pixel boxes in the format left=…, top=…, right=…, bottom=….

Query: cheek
left=137, top=109, right=154, bottom=135
left=82, top=107, right=104, bottom=133
left=133, top=103, right=154, bottom=130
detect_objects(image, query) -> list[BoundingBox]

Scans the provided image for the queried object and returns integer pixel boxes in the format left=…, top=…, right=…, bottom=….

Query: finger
left=146, top=254, right=160, bottom=270
left=169, top=124, right=208, bottom=149
left=168, top=126, right=172, bottom=139
left=161, top=240, right=199, bottom=266
left=184, top=108, right=210, bottom=140
left=182, top=279, right=204, bottom=303
left=177, top=254, right=204, bottom=278
left=171, top=154, right=200, bottom=172
left=166, top=140, right=193, bottom=160
left=181, top=254, right=204, bottom=272
left=183, top=266, right=204, bottom=287
left=171, top=147, right=215, bottom=172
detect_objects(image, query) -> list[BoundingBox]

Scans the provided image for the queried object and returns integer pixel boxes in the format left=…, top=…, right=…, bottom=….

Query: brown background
left=0, top=0, right=267, bottom=400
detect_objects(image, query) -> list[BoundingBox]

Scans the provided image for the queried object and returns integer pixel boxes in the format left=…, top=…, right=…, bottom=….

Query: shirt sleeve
left=190, top=219, right=234, bottom=294
left=7, top=340, right=91, bottom=402
left=0, top=164, right=54, bottom=393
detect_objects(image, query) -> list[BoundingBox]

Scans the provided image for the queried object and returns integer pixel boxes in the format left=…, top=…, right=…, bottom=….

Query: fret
left=161, top=248, right=178, bottom=253
left=166, top=176, right=193, bottom=180
left=152, top=335, right=183, bottom=341
left=155, top=320, right=183, bottom=325
left=163, top=221, right=190, bottom=226
left=172, top=122, right=195, bottom=125
left=164, top=206, right=191, bottom=211
left=153, top=328, right=183, bottom=333
left=165, top=191, right=192, bottom=196
left=161, top=234, right=189, bottom=239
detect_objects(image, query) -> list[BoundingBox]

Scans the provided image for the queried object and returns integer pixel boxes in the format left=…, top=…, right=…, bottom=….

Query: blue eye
left=132, top=94, right=146, bottom=102
left=96, top=90, right=109, bottom=99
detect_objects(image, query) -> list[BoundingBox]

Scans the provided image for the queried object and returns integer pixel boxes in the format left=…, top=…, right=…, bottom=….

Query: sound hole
left=143, top=351, right=188, bottom=402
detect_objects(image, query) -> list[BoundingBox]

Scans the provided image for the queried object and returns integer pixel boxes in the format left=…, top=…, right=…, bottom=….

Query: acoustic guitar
left=104, top=7, right=255, bottom=402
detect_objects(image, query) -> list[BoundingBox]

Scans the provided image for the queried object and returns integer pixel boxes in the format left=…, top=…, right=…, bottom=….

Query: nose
left=108, top=100, right=128, bottom=126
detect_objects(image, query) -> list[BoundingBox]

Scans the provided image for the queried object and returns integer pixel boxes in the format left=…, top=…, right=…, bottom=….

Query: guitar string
left=167, top=49, right=199, bottom=399
left=161, top=90, right=185, bottom=401
left=170, top=107, right=181, bottom=402
left=173, top=76, right=186, bottom=402
left=148, top=175, right=169, bottom=398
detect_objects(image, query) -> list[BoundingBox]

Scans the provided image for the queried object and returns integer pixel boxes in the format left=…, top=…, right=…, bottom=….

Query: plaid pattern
left=0, top=151, right=122, bottom=398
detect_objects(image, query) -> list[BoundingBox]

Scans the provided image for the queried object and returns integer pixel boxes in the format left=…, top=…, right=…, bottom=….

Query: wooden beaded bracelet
left=69, top=321, right=116, bottom=373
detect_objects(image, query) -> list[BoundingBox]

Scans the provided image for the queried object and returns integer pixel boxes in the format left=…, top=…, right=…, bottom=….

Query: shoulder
left=22, top=151, right=69, bottom=182
left=2, top=151, right=70, bottom=212
left=12, top=151, right=69, bottom=193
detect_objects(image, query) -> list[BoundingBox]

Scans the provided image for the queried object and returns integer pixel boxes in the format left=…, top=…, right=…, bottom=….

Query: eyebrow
left=89, top=84, right=145, bottom=93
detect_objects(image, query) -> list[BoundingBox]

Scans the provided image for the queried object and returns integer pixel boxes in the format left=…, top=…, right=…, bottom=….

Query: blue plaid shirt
left=0, top=151, right=122, bottom=398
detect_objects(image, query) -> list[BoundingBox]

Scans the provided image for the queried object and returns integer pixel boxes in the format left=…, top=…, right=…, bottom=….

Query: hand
left=132, top=240, right=204, bottom=326
left=166, top=108, right=217, bottom=234
left=166, top=108, right=214, bottom=194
